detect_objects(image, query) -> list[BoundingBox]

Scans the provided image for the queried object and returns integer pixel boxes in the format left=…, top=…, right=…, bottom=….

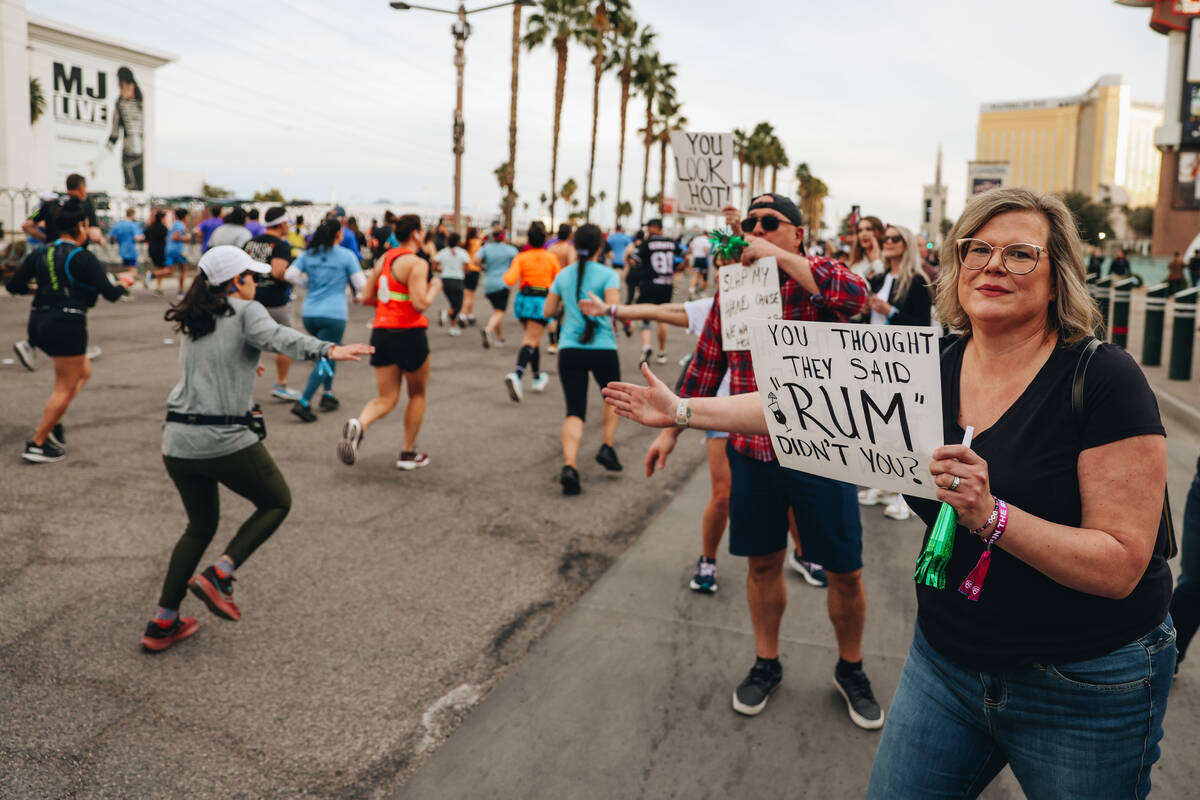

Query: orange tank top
left=373, top=248, right=428, bottom=330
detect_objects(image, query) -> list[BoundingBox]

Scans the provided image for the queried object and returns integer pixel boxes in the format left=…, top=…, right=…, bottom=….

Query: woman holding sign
left=858, top=224, right=933, bottom=521
left=603, top=188, right=1174, bottom=798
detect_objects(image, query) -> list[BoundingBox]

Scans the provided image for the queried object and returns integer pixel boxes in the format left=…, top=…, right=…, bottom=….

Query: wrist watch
left=674, top=398, right=691, bottom=428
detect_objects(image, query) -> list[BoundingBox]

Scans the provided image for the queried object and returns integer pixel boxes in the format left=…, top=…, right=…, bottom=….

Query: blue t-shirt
left=478, top=242, right=519, bottom=293
left=294, top=246, right=363, bottom=321
left=550, top=262, right=620, bottom=351
left=166, top=221, right=186, bottom=258
left=607, top=232, right=632, bottom=266
left=339, top=227, right=361, bottom=258
left=110, top=219, right=142, bottom=261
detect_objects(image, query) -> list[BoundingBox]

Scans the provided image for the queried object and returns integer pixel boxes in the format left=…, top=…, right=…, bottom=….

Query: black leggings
left=558, top=347, right=620, bottom=421
left=443, top=278, right=464, bottom=317
left=159, top=442, right=292, bottom=609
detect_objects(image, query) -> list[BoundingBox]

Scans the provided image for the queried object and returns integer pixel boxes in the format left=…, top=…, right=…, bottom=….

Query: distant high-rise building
left=974, top=75, right=1163, bottom=208
left=920, top=145, right=947, bottom=246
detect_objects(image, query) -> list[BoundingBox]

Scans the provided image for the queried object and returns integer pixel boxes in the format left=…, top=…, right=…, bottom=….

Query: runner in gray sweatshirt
left=141, top=246, right=373, bottom=652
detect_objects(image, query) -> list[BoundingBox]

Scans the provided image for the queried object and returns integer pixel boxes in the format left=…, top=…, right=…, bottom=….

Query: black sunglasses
left=881, top=234, right=905, bottom=244
left=741, top=215, right=785, bottom=233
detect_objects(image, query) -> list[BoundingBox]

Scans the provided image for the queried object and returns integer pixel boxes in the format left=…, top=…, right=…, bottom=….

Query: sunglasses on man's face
left=741, top=215, right=786, bottom=233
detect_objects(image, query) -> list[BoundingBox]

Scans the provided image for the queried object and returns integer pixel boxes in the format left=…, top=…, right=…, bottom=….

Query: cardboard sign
left=747, top=319, right=944, bottom=500
left=718, top=258, right=782, bottom=351
left=670, top=131, right=734, bottom=213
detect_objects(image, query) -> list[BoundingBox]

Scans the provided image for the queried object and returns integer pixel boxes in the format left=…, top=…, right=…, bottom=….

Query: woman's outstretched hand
left=327, top=343, right=375, bottom=362
left=602, top=362, right=678, bottom=428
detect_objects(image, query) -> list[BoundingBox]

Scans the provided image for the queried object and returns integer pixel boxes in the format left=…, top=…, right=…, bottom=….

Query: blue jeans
left=868, top=619, right=1176, bottom=799
left=301, top=316, right=345, bottom=404
left=1170, top=457, right=1200, bottom=660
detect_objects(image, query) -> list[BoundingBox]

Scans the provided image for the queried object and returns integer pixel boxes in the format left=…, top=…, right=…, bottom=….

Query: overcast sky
left=30, top=0, right=1169, bottom=232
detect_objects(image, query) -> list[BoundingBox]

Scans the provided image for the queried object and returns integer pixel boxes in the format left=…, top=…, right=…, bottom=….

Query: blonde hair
left=883, top=224, right=925, bottom=306
left=936, top=188, right=1101, bottom=344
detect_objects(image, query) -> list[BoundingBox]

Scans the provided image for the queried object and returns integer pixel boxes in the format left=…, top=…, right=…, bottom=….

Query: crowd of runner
left=5, top=174, right=1199, bottom=799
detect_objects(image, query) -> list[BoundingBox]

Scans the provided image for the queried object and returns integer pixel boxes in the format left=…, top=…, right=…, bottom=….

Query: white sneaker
left=85, top=346, right=102, bottom=360
left=531, top=372, right=550, bottom=392
left=547, top=343, right=558, bottom=355
left=447, top=326, right=462, bottom=336
left=655, top=352, right=669, bottom=364
left=504, top=372, right=523, bottom=402
left=858, top=488, right=885, bottom=506
left=884, top=497, right=913, bottom=521
left=13, top=340, right=36, bottom=371
left=438, top=309, right=448, bottom=327
left=272, top=384, right=302, bottom=402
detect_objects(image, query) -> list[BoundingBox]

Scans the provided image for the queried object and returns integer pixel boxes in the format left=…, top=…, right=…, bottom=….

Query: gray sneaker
left=834, top=666, right=884, bottom=730
left=732, top=658, right=782, bottom=716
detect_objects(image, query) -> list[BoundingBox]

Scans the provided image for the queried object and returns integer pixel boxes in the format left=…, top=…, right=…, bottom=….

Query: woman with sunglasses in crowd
left=858, top=223, right=933, bottom=521
left=140, top=246, right=371, bottom=652
left=605, top=188, right=1175, bottom=798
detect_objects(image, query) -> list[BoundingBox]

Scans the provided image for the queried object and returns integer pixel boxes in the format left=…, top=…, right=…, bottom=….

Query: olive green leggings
left=159, top=442, right=292, bottom=609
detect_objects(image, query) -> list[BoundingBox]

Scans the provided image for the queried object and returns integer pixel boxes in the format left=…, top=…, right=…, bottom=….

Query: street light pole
left=391, top=0, right=532, bottom=237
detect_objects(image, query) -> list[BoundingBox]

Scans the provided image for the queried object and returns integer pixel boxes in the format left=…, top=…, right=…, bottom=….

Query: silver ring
left=949, top=475, right=961, bottom=491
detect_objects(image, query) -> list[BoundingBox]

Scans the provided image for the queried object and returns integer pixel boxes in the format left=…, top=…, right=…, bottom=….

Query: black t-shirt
left=906, top=338, right=1170, bottom=670
left=145, top=220, right=168, bottom=260
left=1109, top=257, right=1130, bottom=276
left=635, top=234, right=680, bottom=287
left=244, top=234, right=293, bottom=307
left=6, top=240, right=126, bottom=310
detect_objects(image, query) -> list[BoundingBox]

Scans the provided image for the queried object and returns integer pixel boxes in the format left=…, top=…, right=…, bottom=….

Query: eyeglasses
left=742, top=215, right=786, bottom=233
left=956, top=238, right=1043, bottom=275
left=881, top=235, right=905, bottom=244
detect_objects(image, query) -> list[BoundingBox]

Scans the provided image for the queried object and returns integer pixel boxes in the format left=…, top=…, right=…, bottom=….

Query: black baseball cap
left=646, top=218, right=663, bottom=228
left=748, top=193, right=802, bottom=227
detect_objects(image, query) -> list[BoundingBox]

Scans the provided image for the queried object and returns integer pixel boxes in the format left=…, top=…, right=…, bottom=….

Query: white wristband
left=674, top=398, right=691, bottom=428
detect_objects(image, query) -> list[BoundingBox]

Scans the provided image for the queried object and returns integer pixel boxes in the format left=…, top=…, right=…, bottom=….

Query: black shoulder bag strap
left=1071, top=338, right=1177, bottom=559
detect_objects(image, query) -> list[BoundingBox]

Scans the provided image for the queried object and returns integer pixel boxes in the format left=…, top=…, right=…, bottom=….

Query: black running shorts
left=369, top=327, right=430, bottom=372
left=636, top=284, right=673, bottom=305
left=464, top=270, right=480, bottom=291
left=28, top=310, right=87, bottom=357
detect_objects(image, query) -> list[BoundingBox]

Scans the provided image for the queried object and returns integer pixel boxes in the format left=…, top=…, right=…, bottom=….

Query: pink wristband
left=982, top=499, right=1008, bottom=546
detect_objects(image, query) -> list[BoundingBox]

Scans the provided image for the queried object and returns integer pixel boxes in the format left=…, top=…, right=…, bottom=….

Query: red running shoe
left=140, top=616, right=199, bottom=653
left=188, top=566, right=242, bottom=621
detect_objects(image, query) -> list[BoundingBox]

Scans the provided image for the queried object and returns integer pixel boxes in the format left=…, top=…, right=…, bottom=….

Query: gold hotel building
left=975, top=74, right=1163, bottom=208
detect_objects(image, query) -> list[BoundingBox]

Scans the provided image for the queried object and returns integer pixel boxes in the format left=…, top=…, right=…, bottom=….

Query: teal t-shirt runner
left=550, top=261, right=620, bottom=351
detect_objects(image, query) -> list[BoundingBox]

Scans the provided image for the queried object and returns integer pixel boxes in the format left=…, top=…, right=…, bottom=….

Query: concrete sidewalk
left=397, top=367, right=1200, bottom=800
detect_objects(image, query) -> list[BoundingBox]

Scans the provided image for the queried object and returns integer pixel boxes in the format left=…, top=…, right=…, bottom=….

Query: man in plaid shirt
left=647, top=193, right=884, bottom=729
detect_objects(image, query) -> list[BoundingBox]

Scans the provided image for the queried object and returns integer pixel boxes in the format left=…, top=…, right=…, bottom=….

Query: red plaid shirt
left=680, top=256, right=869, bottom=462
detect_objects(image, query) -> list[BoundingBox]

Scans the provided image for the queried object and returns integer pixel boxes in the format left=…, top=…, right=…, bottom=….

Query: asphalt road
left=0, top=284, right=708, bottom=799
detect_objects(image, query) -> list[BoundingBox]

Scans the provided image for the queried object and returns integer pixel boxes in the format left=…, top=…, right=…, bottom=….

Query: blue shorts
left=514, top=289, right=549, bottom=323
left=165, top=252, right=186, bottom=266
left=121, top=256, right=138, bottom=267
left=726, top=443, right=863, bottom=571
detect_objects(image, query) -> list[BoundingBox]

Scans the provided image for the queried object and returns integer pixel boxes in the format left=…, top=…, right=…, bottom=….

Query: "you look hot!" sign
left=747, top=319, right=945, bottom=500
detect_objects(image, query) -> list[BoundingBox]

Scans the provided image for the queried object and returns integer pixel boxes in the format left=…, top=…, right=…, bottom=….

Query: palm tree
left=632, top=50, right=675, bottom=225
left=579, top=0, right=613, bottom=223
left=495, top=162, right=517, bottom=224
left=769, top=136, right=788, bottom=194
left=502, top=0, right=529, bottom=237
left=655, top=95, right=687, bottom=216
left=524, top=0, right=591, bottom=229
left=795, top=162, right=829, bottom=245
left=561, top=177, right=579, bottom=223
left=732, top=128, right=748, bottom=205
left=616, top=199, right=632, bottom=221
left=604, top=15, right=653, bottom=226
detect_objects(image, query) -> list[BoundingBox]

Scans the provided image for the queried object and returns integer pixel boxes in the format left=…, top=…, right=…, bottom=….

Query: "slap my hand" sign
left=748, top=319, right=944, bottom=500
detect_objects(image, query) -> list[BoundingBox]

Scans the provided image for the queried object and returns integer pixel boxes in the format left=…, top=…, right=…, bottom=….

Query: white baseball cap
left=198, top=245, right=270, bottom=285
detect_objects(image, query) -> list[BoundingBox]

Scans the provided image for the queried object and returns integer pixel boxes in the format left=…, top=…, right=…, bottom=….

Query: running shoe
left=22, top=439, right=65, bottom=463
left=188, top=566, right=241, bottom=621
left=396, top=451, right=430, bottom=470
left=448, top=327, right=462, bottom=337
left=689, top=558, right=718, bottom=594
left=531, top=372, right=550, bottom=393
left=834, top=666, right=884, bottom=730
left=290, top=401, right=317, bottom=422
left=788, top=551, right=828, bottom=587
left=85, top=346, right=102, bottom=360
left=481, top=329, right=491, bottom=349
left=47, top=423, right=65, bottom=449
left=139, top=616, right=199, bottom=653
left=338, top=418, right=363, bottom=465
left=143, top=271, right=152, bottom=289
left=438, top=309, right=447, bottom=327
left=857, top=488, right=885, bottom=506
left=884, top=497, right=913, bottom=521
left=640, top=346, right=652, bottom=365
left=623, top=321, right=633, bottom=338
left=466, top=314, right=476, bottom=326
left=733, top=658, right=782, bottom=716
left=546, top=343, right=558, bottom=355
left=13, top=340, right=36, bottom=371
left=655, top=352, right=669, bottom=365
left=504, top=372, right=523, bottom=402
left=560, top=465, right=582, bottom=495
left=272, top=384, right=302, bottom=402
left=595, top=443, right=622, bottom=472
left=319, top=393, right=340, bottom=412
